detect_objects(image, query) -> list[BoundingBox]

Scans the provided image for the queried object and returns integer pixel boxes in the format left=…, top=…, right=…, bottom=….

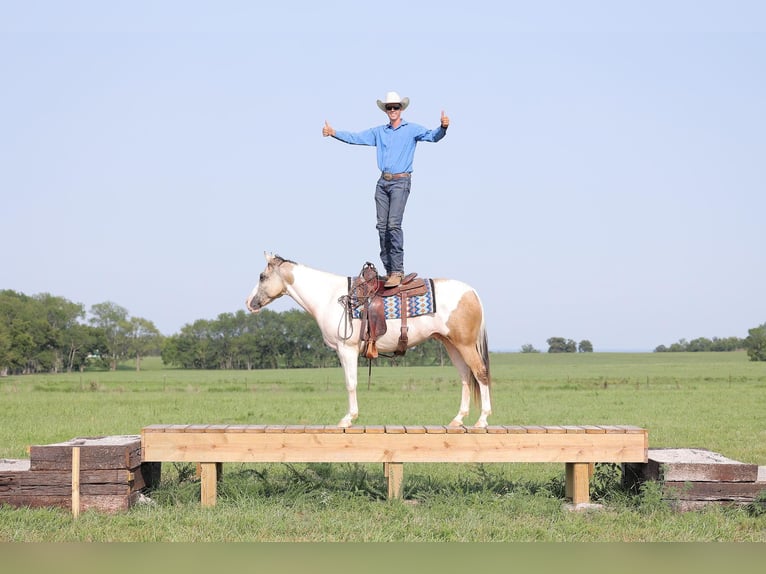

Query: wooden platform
left=141, top=424, right=648, bottom=507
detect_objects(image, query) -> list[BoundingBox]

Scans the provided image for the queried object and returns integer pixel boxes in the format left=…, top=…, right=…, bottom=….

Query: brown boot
left=384, top=271, right=403, bottom=288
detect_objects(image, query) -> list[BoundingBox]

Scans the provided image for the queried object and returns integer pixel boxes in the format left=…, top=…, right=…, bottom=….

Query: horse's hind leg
left=438, top=338, right=488, bottom=427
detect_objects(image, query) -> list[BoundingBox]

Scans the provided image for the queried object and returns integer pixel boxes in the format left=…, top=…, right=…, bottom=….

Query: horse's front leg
left=336, top=346, right=360, bottom=428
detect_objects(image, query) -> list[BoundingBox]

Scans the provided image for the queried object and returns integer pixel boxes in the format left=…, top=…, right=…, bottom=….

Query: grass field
left=1, top=351, right=765, bottom=541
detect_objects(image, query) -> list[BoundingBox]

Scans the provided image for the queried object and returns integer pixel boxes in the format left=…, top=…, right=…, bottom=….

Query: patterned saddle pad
left=350, top=278, right=436, bottom=320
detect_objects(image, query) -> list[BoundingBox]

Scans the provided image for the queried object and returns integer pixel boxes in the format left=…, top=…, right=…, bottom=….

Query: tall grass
left=1, top=352, right=764, bottom=541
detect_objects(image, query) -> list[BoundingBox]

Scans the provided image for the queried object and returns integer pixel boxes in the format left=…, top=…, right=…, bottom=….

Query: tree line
left=654, top=326, right=766, bottom=361
left=3, top=289, right=766, bottom=375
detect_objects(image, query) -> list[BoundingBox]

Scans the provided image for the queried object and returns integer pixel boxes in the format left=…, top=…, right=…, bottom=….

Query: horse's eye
left=259, top=273, right=266, bottom=281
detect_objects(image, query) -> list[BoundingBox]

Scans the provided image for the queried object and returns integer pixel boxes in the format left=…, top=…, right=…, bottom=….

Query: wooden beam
left=142, top=427, right=647, bottom=464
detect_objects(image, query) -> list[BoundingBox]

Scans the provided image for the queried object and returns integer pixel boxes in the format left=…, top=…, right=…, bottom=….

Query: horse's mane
left=273, top=254, right=297, bottom=265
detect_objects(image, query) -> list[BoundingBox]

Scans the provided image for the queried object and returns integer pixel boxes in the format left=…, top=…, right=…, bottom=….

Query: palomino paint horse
left=245, top=253, right=492, bottom=428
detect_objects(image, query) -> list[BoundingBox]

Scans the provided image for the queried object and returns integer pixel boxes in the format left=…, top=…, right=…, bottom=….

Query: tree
left=520, top=344, right=539, bottom=353
left=61, top=323, right=104, bottom=372
left=744, top=323, right=766, bottom=362
left=89, top=302, right=130, bottom=370
left=126, top=317, right=162, bottom=371
left=578, top=340, right=593, bottom=353
left=547, top=337, right=576, bottom=353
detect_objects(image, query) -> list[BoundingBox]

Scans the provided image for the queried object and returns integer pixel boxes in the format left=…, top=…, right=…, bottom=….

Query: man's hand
left=322, top=120, right=335, bottom=137
left=441, top=110, right=450, bottom=129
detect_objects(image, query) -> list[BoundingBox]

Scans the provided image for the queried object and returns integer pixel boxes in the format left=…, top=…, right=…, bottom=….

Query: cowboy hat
left=376, top=91, right=410, bottom=112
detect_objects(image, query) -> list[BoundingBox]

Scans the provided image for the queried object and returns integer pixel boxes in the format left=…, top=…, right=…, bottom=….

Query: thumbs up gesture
left=322, top=120, right=335, bottom=137
left=440, top=110, right=449, bottom=129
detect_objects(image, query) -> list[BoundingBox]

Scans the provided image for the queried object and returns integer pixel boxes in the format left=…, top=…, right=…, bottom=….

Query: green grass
left=1, top=352, right=765, bottom=541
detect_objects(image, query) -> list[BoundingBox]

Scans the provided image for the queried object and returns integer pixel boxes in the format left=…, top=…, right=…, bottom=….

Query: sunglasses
left=385, top=104, right=402, bottom=111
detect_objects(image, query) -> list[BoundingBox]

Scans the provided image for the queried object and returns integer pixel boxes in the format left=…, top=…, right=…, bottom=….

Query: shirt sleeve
left=332, top=128, right=378, bottom=146
left=414, top=124, right=447, bottom=143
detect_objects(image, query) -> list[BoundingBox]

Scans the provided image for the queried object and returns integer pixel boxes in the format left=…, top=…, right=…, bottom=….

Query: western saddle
left=346, top=262, right=429, bottom=359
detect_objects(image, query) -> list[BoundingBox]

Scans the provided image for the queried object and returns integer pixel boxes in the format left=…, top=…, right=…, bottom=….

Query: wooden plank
left=385, top=425, right=405, bottom=434
left=243, top=425, right=268, bottom=433
left=345, top=426, right=365, bottom=434
left=142, top=424, right=171, bottom=433
left=0, top=492, right=139, bottom=513
left=626, top=448, right=759, bottom=483
left=404, top=426, right=426, bottom=434
left=0, top=469, right=135, bottom=487
left=364, top=426, right=386, bottom=434
left=30, top=436, right=142, bottom=471
left=141, top=427, right=648, bottom=464
left=504, top=426, right=528, bottom=434
left=563, top=426, right=586, bottom=434
left=424, top=426, right=447, bottom=434
left=284, top=426, right=306, bottom=434
left=486, top=426, right=507, bottom=434
left=662, top=481, right=766, bottom=502
left=544, top=426, right=567, bottom=434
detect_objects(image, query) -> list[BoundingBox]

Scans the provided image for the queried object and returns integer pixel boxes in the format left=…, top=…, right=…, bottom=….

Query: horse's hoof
left=448, top=419, right=463, bottom=428
left=473, top=421, right=488, bottom=429
left=338, top=415, right=356, bottom=428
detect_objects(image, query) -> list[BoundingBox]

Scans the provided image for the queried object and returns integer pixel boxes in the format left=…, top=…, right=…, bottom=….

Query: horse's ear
left=264, top=252, right=274, bottom=264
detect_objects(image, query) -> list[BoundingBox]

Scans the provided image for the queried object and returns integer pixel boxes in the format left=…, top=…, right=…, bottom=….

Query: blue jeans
left=375, top=175, right=411, bottom=275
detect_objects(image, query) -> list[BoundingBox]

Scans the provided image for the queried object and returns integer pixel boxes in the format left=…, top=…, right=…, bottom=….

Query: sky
left=1, top=1, right=764, bottom=352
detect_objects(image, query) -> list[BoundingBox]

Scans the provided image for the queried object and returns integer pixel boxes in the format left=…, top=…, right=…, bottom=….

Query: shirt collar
left=385, top=119, right=408, bottom=130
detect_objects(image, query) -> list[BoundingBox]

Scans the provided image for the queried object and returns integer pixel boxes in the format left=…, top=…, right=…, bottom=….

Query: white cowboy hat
left=376, top=91, right=410, bottom=112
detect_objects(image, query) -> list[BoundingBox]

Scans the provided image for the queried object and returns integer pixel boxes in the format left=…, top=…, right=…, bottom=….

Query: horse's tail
left=470, top=301, right=491, bottom=406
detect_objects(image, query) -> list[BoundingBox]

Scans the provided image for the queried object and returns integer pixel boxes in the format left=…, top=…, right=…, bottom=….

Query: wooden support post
left=199, top=462, right=218, bottom=507
left=196, top=462, right=223, bottom=480
left=385, top=462, right=403, bottom=500
left=565, top=462, right=590, bottom=505
left=71, top=446, right=80, bottom=518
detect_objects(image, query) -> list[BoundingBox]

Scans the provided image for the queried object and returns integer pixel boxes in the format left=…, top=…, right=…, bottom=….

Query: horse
left=245, top=253, right=492, bottom=428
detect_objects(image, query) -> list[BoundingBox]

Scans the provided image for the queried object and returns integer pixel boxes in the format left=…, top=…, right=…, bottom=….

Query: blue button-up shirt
left=332, top=120, right=447, bottom=174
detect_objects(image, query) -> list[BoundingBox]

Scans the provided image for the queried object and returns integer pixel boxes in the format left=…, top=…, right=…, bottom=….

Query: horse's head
left=245, top=252, right=295, bottom=313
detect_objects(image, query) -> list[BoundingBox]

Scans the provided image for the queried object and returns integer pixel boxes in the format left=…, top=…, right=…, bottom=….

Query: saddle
left=348, top=262, right=429, bottom=359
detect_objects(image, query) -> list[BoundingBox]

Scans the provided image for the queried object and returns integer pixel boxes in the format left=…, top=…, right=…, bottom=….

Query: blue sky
left=1, top=1, right=764, bottom=352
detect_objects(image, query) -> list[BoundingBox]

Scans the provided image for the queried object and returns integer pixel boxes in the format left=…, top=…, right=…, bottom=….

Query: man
left=323, top=91, right=449, bottom=287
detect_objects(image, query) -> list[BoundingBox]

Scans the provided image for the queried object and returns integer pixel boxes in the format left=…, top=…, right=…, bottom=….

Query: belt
left=381, top=172, right=411, bottom=181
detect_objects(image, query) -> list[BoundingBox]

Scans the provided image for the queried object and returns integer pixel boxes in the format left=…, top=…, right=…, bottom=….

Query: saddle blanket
left=350, top=278, right=436, bottom=320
